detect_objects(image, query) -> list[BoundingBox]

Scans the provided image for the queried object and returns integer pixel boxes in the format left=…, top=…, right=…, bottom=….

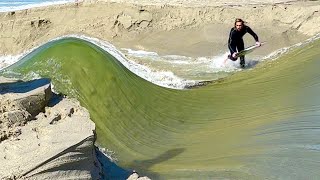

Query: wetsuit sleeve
left=246, top=26, right=259, bottom=42
left=228, top=29, right=237, bottom=54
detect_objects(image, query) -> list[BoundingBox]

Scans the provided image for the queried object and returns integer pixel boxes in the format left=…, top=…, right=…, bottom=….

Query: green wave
left=2, top=37, right=320, bottom=179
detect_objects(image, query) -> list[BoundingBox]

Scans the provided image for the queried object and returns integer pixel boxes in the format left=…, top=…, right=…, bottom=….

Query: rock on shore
left=0, top=77, right=150, bottom=180
left=0, top=77, right=101, bottom=179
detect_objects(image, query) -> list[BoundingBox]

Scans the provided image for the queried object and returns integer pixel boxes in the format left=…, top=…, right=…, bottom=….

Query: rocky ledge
left=0, top=77, right=149, bottom=180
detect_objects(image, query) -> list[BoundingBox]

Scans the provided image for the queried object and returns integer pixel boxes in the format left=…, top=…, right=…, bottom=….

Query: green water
left=2, top=38, right=320, bottom=179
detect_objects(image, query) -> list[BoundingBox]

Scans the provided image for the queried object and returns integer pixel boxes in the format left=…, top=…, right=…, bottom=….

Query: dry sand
left=0, top=77, right=148, bottom=180
left=0, top=0, right=319, bottom=58
left=0, top=77, right=101, bottom=179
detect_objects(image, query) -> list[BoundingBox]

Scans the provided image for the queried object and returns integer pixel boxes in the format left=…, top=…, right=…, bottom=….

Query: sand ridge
left=0, top=0, right=319, bottom=57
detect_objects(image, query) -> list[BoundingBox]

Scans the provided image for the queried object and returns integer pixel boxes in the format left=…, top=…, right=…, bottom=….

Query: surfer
left=227, top=18, right=261, bottom=68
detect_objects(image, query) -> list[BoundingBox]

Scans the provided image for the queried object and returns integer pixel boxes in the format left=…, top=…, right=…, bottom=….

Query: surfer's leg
left=237, top=40, right=245, bottom=68
left=240, top=56, right=245, bottom=68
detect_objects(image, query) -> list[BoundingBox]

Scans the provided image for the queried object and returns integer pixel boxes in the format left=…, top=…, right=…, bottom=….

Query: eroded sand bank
left=0, top=0, right=319, bottom=58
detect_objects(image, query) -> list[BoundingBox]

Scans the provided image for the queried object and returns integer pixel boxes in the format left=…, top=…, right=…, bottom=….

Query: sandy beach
left=0, top=0, right=319, bottom=58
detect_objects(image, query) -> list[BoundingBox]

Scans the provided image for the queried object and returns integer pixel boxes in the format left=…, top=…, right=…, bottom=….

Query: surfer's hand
left=255, top=41, right=261, bottom=47
left=232, top=52, right=238, bottom=58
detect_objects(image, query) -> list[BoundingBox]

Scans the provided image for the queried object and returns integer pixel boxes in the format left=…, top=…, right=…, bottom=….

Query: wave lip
left=1, top=33, right=319, bottom=89
left=53, top=35, right=202, bottom=89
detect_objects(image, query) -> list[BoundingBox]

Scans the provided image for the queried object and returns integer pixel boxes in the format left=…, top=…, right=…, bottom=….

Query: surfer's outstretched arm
left=247, top=26, right=261, bottom=46
left=246, top=26, right=259, bottom=42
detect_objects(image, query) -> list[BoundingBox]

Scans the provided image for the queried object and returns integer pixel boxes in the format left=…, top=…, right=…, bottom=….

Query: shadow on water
left=0, top=78, right=50, bottom=94
left=129, top=148, right=185, bottom=179
left=246, top=59, right=260, bottom=68
left=96, top=149, right=132, bottom=180
left=48, top=92, right=65, bottom=107
left=96, top=148, right=185, bottom=179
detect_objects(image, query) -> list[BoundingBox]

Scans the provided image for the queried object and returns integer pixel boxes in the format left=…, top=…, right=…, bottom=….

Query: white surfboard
left=236, top=42, right=265, bottom=57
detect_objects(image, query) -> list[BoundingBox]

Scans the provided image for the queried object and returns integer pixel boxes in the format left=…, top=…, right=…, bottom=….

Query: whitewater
left=0, top=34, right=319, bottom=89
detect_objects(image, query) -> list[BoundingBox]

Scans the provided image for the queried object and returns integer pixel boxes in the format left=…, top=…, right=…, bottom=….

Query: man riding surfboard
left=227, top=18, right=261, bottom=68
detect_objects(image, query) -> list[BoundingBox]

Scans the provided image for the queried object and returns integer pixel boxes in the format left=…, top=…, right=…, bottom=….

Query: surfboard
left=236, top=42, right=265, bottom=57
left=223, top=42, right=265, bottom=65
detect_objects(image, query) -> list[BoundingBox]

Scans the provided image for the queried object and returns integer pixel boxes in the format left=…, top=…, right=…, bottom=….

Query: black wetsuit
left=228, top=25, right=259, bottom=67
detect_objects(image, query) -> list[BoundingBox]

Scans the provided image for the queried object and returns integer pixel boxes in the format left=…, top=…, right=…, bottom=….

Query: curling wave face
left=2, top=37, right=320, bottom=179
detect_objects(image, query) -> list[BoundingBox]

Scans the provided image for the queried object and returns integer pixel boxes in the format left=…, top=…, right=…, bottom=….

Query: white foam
left=0, top=54, right=24, bottom=70
left=24, top=71, right=41, bottom=80
left=122, top=48, right=243, bottom=71
left=122, top=48, right=159, bottom=57
left=207, top=53, right=242, bottom=72
left=305, top=144, right=320, bottom=151
left=162, top=55, right=193, bottom=65
left=0, top=43, right=42, bottom=71
left=261, top=33, right=320, bottom=61
left=0, top=0, right=75, bottom=13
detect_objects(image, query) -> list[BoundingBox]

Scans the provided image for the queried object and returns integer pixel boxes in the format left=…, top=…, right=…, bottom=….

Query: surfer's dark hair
left=234, top=18, right=246, bottom=27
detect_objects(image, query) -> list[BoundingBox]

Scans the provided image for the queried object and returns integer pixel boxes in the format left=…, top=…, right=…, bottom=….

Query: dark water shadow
left=0, top=78, right=50, bottom=94
left=48, top=92, right=65, bottom=107
left=129, top=148, right=185, bottom=179
left=95, top=149, right=132, bottom=180
left=246, top=60, right=260, bottom=68
left=185, top=80, right=214, bottom=89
